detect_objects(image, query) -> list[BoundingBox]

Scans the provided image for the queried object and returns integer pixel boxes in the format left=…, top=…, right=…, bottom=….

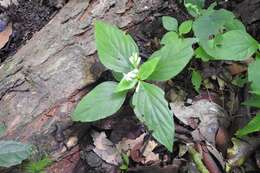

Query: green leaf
left=236, top=114, right=260, bottom=137
left=72, top=82, right=127, bottom=122
left=193, top=9, right=234, bottom=41
left=162, top=16, right=178, bottom=31
left=179, top=20, right=193, bottom=35
left=95, top=21, right=139, bottom=73
left=120, top=153, right=129, bottom=171
left=248, top=58, right=260, bottom=95
left=191, top=70, right=202, bottom=92
left=116, top=78, right=138, bottom=92
left=116, top=69, right=138, bottom=92
left=243, top=95, right=260, bottom=108
left=184, top=0, right=205, bottom=17
left=112, top=71, right=123, bottom=82
left=225, top=19, right=246, bottom=31
left=161, top=32, right=179, bottom=45
left=205, top=30, right=259, bottom=60
left=185, top=0, right=205, bottom=8
left=0, top=140, right=31, bottom=168
left=25, top=157, right=53, bottom=173
left=148, top=40, right=194, bottom=81
left=194, top=46, right=212, bottom=61
left=138, top=57, right=160, bottom=80
left=193, top=9, right=258, bottom=60
left=231, top=75, right=247, bottom=88
left=132, top=82, right=174, bottom=151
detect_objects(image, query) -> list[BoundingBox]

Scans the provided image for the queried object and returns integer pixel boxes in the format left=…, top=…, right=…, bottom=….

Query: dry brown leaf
left=227, top=63, right=247, bottom=75
left=116, top=133, right=145, bottom=153
left=170, top=99, right=230, bottom=145
left=226, top=137, right=260, bottom=172
left=91, top=131, right=122, bottom=166
left=128, top=137, right=160, bottom=164
left=206, top=142, right=225, bottom=169
left=142, top=140, right=159, bottom=164
left=0, top=23, right=12, bottom=49
left=130, top=141, right=144, bottom=163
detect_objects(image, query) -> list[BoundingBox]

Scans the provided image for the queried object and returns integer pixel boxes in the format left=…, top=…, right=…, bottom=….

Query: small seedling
left=24, top=157, right=53, bottom=173
left=119, top=153, right=129, bottom=172
left=72, top=21, right=183, bottom=151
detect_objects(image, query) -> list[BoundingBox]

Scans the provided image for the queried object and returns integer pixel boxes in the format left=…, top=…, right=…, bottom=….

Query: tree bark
left=0, top=0, right=168, bottom=164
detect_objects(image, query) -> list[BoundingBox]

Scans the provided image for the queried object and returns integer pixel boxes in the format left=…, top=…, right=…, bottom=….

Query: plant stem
left=188, top=145, right=210, bottom=173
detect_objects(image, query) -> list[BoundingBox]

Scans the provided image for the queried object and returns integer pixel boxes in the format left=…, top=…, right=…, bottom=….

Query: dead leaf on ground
left=170, top=99, right=230, bottom=146
left=226, top=137, right=260, bottom=172
left=227, top=63, right=248, bottom=76
left=116, top=133, right=146, bottom=153
left=125, top=134, right=159, bottom=164
left=142, top=140, right=160, bottom=164
left=91, top=131, right=122, bottom=166
left=205, top=142, right=225, bottom=169
left=0, top=23, right=12, bottom=49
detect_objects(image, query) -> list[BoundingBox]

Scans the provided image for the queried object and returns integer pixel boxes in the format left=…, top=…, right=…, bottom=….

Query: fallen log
left=0, top=0, right=170, bottom=168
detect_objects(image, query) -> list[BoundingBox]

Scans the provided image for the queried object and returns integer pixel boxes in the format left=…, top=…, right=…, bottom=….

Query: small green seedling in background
left=191, top=69, right=202, bottom=93
left=162, top=16, right=178, bottom=32
left=179, top=1, right=260, bottom=137
left=24, top=157, right=53, bottom=173
left=179, top=20, right=193, bottom=35
left=119, top=153, right=129, bottom=173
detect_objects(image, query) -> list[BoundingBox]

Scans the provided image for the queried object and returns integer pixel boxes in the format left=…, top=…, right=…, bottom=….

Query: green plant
left=72, top=1, right=260, bottom=152
left=177, top=1, right=260, bottom=137
left=235, top=114, right=260, bottom=137
left=119, top=153, right=129, bottom=172
left=72, top=21, right=178, bottom=151
left=0, top=140, right=31, bottom=168
left=24, top=157, right=52, bottom=173
left=191, top=69, right=202, bottom=93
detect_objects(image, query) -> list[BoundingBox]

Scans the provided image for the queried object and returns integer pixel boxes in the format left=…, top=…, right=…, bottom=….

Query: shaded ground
left=0, top=0, right=60, bottom=62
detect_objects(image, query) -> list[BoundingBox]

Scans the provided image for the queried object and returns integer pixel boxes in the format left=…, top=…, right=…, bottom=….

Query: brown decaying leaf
left=91, top=131, right=122, bottom=166
left=226, top=137, right=260, bottom=172
left=116, top=133, right=145, bottom=153
left=227, top=63, right=248, bottom=76
left=130, top=141, right=144, bottom=163
left=196, top=143, right=222, bottom=173
left=170, top=99, right=230, bottom=145
left=129, top=138, right=160, bottom=164
left=0, top=23, right=12, bottom=49
left=215, top=127, right=229, bottom=156
left=142, top=140, right=159, bottom=164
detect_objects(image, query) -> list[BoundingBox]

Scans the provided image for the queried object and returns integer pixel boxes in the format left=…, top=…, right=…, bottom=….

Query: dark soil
left=0, top=0, right=60, bottom=62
